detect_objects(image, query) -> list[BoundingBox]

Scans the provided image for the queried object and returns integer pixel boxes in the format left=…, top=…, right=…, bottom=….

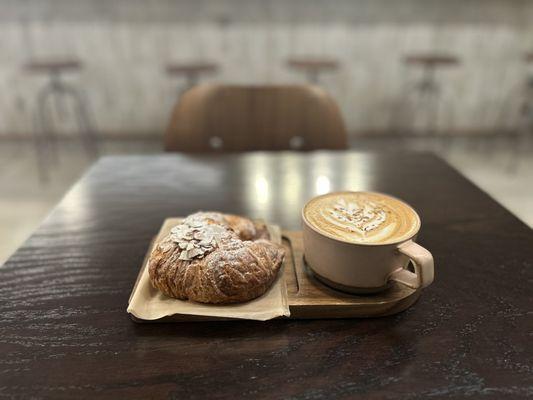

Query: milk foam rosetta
left=304, top=192, right=420, bottom=244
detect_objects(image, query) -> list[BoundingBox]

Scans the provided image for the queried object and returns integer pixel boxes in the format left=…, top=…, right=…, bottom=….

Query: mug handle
left=388, top=240, right=434, bottom=289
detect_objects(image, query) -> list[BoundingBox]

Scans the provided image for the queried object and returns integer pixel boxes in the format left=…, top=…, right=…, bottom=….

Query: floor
left=0, top=136, right=531, bottom=265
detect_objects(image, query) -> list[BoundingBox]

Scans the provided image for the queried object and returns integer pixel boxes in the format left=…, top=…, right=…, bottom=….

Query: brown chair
left=165, top=84, right=348, bottom=152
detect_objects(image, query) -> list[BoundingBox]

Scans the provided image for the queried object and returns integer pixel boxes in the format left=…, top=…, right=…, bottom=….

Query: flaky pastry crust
left=148, top=212, right=284, bottom=304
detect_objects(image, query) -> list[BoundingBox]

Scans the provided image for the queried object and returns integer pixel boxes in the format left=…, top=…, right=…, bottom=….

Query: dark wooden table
left=1, top=152, right=532, bottom=399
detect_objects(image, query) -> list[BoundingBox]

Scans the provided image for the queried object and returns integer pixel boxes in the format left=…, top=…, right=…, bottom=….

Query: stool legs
left=33, top=79, right=98, bottom=181
left=417, top=66, right=441, bottom=137
left=508, top=102, right=533, bottom=172
left=50, top=74, right=69, bottom=123
left=61, top=85, right=99, bottom=157
left=402, top=65, right=446, bottom=152
left=37, top=82, right=60, bottom=163
left=177, top=72, right=199, bottom=98
left=306, top=70, right=320, bottom=85
left=32, top=99, right=51, bottom=183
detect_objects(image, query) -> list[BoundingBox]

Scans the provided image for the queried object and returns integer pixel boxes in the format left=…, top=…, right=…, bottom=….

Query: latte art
left=329, top=198, right=387, bottom=234
left=304, top=192, right=420, bottom=244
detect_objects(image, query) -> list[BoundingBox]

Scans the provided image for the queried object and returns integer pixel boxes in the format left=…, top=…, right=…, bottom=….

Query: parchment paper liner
left=127, top=218, right=290, bottom=321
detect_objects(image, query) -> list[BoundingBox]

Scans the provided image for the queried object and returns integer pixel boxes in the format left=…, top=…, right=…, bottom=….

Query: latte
left=303, top=191, right=420, bottom=245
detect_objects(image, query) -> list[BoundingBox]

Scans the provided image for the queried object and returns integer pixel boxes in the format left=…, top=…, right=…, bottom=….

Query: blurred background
left=1, top=0, right=532, bottom=264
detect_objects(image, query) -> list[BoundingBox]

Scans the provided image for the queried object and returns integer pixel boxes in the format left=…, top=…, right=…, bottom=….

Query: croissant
left=148, top=212, right=285, bottom=304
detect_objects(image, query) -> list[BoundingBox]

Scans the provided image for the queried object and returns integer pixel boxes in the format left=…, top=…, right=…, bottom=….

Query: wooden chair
left=165, top=84, right=348, bottom=152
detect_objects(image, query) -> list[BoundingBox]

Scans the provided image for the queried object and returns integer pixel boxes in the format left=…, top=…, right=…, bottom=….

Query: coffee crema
left=303, top=191, right=420, bottom=245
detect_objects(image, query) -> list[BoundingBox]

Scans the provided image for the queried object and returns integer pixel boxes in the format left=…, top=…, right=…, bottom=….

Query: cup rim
left=301, top=190, right=422, bottom=246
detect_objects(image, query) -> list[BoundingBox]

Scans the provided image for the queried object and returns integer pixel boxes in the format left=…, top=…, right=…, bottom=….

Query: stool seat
left=287, top=58, right=340, bottom=72
left=404, top=54, right=459, bottom=67
left=25, top=59, right=82, bottom=74
left=166, top=62, right=218, bottom=76
left=287, top=58, right=340, bottom=84
left=166, top=62, right=219, bottom=97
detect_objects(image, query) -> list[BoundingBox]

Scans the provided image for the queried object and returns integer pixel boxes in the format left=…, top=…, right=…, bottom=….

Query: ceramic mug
left=302, top=192, right=434, bottom=293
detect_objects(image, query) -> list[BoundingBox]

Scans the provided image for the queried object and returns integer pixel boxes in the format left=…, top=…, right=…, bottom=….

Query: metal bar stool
left=166, top=62, right=218, bottom=98
left=25, top=58, right=98, bottom=181
left=287, top=58, right=340, bottom=84
left=402, top=54, right=459, bottom=142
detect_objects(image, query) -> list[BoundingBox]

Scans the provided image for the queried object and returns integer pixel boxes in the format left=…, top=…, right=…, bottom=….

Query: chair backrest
left=165, top=84, right=348, bottom=152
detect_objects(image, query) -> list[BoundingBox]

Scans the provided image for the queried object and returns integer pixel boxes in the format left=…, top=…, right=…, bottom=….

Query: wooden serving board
left=129, top=220, right=421, bottom=321
left=283, top=231, right=421, bottom=318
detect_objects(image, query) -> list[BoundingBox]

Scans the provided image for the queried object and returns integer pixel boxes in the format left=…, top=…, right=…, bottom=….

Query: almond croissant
left=148, top=212, right=285, bottom=304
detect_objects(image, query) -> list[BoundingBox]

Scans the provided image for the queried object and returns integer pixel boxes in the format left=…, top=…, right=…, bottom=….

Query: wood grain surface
left=1, top=152, right=532, bottom=399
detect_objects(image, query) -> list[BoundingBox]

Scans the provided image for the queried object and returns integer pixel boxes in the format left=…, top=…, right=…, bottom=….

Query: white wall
left=0, top=0, right=532, bottom=137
